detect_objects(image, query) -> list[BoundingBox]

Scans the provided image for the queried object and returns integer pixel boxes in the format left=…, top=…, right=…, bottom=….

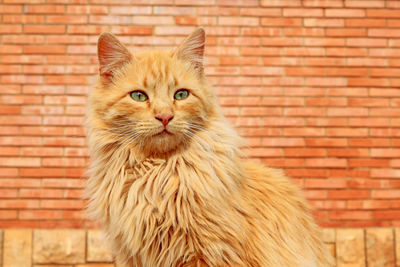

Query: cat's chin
left=141, top=132, right=183, bottom=155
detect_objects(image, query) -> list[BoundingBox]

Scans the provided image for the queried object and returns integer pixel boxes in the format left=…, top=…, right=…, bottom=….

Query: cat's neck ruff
left=86, top=118, right=248, bottom=266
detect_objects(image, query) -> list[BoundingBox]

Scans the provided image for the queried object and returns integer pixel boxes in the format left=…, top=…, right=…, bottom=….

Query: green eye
left=174, top=89, right=189, bottom=100
left=130, top=90, right=148, bottom=102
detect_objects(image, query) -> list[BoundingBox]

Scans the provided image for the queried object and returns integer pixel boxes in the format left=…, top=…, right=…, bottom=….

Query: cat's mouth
left=155, top=129, right=172, bottom=136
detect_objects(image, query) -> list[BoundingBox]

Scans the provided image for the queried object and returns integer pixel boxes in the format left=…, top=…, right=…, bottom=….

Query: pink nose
left=155, top=113, right=174, bottom=126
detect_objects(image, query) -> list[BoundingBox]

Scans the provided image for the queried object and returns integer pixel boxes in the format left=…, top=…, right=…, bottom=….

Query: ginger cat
left=86, top=28, right=334, bottom=267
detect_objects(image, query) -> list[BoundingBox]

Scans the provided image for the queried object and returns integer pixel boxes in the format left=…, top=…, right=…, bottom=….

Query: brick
left=0, top=210, right=18, bottom=219
left=0, top=188, right=18, bottom=198
left=346, top=18, right=386, bottom=27
left=372, top=190, right=400, bottom=199
left=336, top=229, right=366, bottom=266
left=305, top=158, right=347, bottom=168
left=24, top=45, right=66, bottom=54
left=283, top=8, right=323, bottom=17
left=24, top=25, right=65, bottom=34
left=26, top=4, right=64, bottom=13
left=326, top=28, right=366, bottom=37
left=220, top=0, right=258, bottom=6
left=348, top=159, right=389, bottom=168
left=20, top=210, right=63, bottom=220
left=310, top=200, right=346, bottom=209
left=305, top=179, right=347, bottom=189
left=33, top=229, right=85, bottom=264
left=20, top=168, right=64, bottom=178
left=304, top=18, right=344, bottom=27
left=261, top=18, right=301, bottom=26
left=326, top=8, right=365, bottom=17
left=328, top=190, right=370, bottom=199
left=306, top=138, right=347, bottom=147
left=3, top=229, right=32, bottom=267
left=219, top=16, right=259, bottom=26
left=0, top=157, right=41, bottom=167
left=366, top=228, right=395, bottom=266
left=87, top=230, right=114, bottom=262
left=327, top=128, right=368, bottom=137
left=350, top=138, right=390, bottom=147
left=20, top=189, right=63, bottom=198
left=42, top=179, right=85, bottom=188
left=40, top=199, right=85, bottom=209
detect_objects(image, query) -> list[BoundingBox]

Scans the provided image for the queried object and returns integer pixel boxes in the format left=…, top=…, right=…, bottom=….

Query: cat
left=86, top=28, right=334, bottom=267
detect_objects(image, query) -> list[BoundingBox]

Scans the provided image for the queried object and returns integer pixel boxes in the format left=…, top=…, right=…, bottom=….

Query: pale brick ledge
left=0, top=228, right=398, bottom=267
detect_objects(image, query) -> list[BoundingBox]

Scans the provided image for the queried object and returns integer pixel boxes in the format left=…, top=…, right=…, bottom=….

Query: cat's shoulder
left=242, top=161, right=304, bottom=197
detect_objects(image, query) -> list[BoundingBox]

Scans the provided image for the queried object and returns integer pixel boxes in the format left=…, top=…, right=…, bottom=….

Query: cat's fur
left=86, top=28, right=334, bottom=267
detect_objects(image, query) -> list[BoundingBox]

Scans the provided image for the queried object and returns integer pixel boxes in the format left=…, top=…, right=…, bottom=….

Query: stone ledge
left=0, top=228, right=398, bottom=267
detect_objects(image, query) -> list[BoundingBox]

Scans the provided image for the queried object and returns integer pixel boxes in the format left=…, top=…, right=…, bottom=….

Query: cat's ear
left=174, top=28, right=205, bottom=74
left=97, top=32, right=132, bottom=78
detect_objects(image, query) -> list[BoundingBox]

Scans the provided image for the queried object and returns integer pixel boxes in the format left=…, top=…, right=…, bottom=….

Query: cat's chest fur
left=90, top=146, right=247, bottom=266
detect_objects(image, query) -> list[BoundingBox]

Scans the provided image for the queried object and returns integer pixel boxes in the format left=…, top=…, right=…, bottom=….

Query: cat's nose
left=155, top=113, right=174, bottom=126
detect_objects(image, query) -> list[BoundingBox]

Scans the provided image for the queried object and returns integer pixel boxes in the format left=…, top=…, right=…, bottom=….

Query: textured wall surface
left=0, top=0, right=400, bottom=228
left=0, top=228, right=399, bottom=267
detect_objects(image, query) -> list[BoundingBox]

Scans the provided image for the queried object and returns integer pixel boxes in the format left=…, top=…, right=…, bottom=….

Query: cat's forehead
left=128, top=50, right=191, bottom=89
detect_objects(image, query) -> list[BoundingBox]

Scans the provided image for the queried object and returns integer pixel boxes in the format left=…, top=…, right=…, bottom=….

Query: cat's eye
left=130, top=90, right=148, bottom=102
left=174, top=89, right=189, bottom=100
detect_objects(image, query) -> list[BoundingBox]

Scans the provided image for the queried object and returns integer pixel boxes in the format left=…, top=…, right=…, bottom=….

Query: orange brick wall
left=0, top=0, right=399, bottom=228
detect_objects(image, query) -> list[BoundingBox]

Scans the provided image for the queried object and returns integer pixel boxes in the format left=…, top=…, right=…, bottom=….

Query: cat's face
left=91, top=29, right=216, bottom=155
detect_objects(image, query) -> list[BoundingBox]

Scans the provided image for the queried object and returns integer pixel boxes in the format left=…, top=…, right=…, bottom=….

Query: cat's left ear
left=174, top=28, right=205, bottom=74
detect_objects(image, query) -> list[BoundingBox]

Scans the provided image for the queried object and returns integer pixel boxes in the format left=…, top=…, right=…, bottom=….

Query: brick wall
left=0, top=0, right=399, bottom=228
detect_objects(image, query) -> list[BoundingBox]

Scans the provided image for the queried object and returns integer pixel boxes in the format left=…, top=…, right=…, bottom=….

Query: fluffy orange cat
left=86, top=28, right=334, bottom=267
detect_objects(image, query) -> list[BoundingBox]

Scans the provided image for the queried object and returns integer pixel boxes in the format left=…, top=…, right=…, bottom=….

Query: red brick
left=367, top=9, right=400, bottom=18
left=0, top=189, right=18, bottom=198
left=20, top=210, right=63, bottom=220
left=0, top=147, right=19, bottom=156
left=20, top=168, right=63, bottom=178
left=21, top=147, right=63, bottom=156
left=305, top=179, right=347, bottom=189
left=63, top=210, right=85, bottom=220
left=0, top=199, right=39, bottom=209
left=24, top=45, right=65, bottom=54
left=242, top=27, right=281, bottom=36
left=373, top=210, right=400, bottom=219
left=309, top=200, right=346, bottom=209
left=305, top=158, right=347, bottom=168
left=197, top=6, right=239, bottom=16
left=20, top=189, right=63, bottom=198
left=371, top=169, right=400, bottom=178
left=42, top=178, right=85, bottom=188
left=330, top=211, right=371, bottom=220
left=306, top=118, right=347, bottom=127
left=326, top=8, right=365, bottom=17
left=40, top=199, right=85, bottom=209
left=306, top=138, right=347, bottom=147
left=326, top=28, right=366, bottom=37
left=303, top=0, right=342, bottom=7
left=0, top=210, right=18, bottom=219
left=346, top=18, right=386, bottom=27
left=327, top=128, right=368, bottom=137
left=285, top=148, right=326, bottom=157
left=283, top=8, right=323, bottom=17
left=0, top=4, right=22, bottom=13
left=328, top=190, right=370, bottom=199
left=43, top=137, right=85, bottom=147
left=220, top=0, right=258, bottom=6
left=327, top=107, right=368, bottom=117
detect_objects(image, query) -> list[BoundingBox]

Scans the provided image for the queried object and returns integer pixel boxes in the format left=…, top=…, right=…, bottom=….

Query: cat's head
left=90, top=28, right=218, bottom=155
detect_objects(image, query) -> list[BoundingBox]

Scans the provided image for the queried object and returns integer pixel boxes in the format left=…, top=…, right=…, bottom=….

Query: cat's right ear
left=97, top=32, right=132, bottom=79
